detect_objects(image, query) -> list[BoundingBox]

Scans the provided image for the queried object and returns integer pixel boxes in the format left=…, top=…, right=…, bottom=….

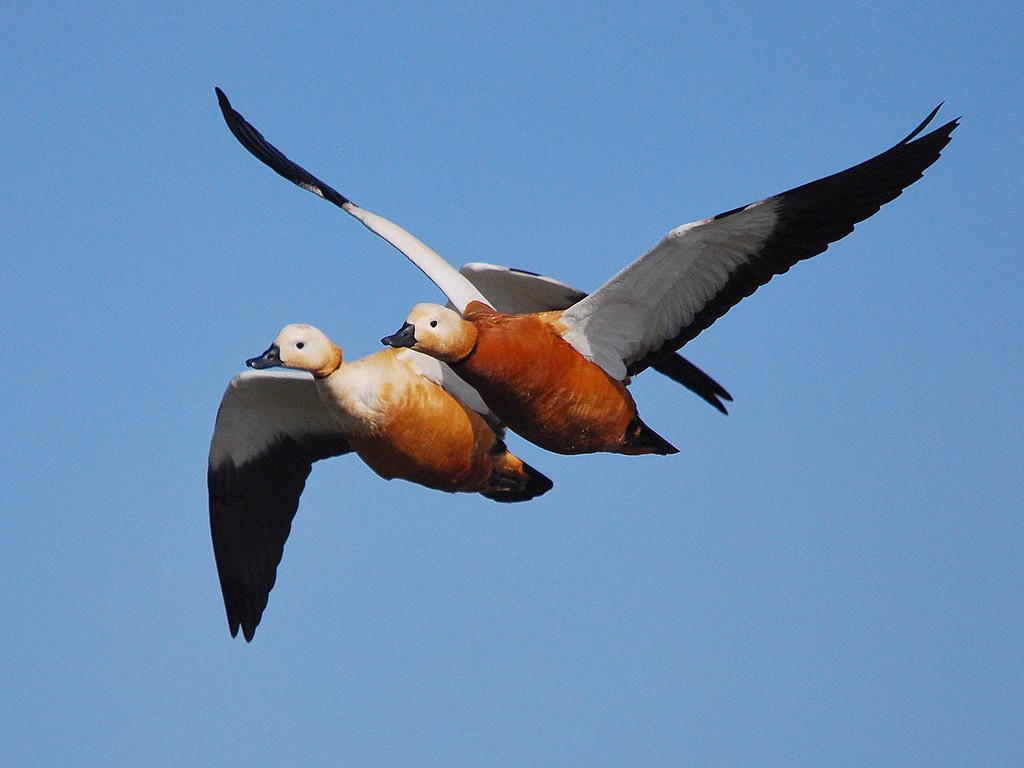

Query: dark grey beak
left=246, top=344, right=282, bottom=369
left=382, top=322, right=417, bottom=348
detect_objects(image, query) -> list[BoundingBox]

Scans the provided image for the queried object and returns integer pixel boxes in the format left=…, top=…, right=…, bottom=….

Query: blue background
left=3, top=2, right=1021, bottom=765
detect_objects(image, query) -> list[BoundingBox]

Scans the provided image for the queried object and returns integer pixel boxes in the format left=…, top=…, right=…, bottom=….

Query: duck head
left=247, top=324, right=343, bottom=378
left=381, top=303, right=478, bottom=364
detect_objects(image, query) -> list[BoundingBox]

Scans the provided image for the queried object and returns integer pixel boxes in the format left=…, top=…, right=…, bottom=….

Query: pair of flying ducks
left=209, top=88, right=956, bottom=640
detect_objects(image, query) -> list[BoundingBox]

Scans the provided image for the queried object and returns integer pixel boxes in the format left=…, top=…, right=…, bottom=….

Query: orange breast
left=453, top=311, right=639, bottom=454
left=349, top=374, right=497, bottom=492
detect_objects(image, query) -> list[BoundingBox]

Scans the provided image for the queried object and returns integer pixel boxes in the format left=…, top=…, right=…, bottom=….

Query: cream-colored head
left=247, top=324, right=343, bottom=378
left=381, top=303, right=478, bottom=364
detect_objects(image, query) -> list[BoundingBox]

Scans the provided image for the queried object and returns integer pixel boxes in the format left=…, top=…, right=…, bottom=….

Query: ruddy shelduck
left=215, top=88, right=732, bottom=415
left=215, top=89, right=957, bottom=455
left=208, top=324, right=552, bottom=640
left=380, top=107, right=957, bottom=453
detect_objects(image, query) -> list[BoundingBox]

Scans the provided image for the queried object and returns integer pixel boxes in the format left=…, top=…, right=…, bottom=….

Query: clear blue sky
left=2, top=2, right=1021, bottom=766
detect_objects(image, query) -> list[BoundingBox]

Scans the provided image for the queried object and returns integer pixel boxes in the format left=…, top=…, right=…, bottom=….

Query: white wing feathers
left=216, top=88, right=490, bottom=314
left=208, top=369, right=347, bottom=470
left=561, top=198, right=782, bottom=380
left=343, top=204, right=490, bottom=314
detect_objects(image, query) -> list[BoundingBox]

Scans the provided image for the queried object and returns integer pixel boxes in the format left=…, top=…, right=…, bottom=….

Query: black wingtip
left=226, top=601, right=261, bottom=642
left=229, top=622, right=257, bottom=643
left=215, top=87, right=235, bottom=122
left=708, top=398, right=730, bottom=416
left=215, top=87, right=354, bottom=210
left=899, top=103, right=960, bottom=145
left=225, top=600, right=260, bottom=642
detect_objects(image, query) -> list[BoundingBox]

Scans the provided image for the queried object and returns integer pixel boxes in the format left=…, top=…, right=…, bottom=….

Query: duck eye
left=296, top=342, right=305, bottom=349
left=429, top=320, right=438, bottom=328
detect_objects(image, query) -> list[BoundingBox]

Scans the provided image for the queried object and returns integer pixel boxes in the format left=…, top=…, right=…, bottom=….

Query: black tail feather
left=622, top=417, right=679, bottom=455
left=482, top=460, right=554, bottom=503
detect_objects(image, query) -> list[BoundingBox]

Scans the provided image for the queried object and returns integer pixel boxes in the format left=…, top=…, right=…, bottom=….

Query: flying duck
left=381, top=107, right=957, bottom=453
left=209, top=324, right=551, bottom=640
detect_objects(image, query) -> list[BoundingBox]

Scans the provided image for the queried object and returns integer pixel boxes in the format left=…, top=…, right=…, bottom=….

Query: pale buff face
left=402, top=304, right=478, bottom=363
left=248, top=323, right=343, bottom=377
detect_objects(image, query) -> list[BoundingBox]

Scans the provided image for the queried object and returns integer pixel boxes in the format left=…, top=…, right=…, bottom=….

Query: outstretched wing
left=216, top=87, right=488, bottom=313
left=460, top=262, right=732, bottom=413
left=208, top=369, right=352, bottom=641
left=560, top=107, right=958, bottom=380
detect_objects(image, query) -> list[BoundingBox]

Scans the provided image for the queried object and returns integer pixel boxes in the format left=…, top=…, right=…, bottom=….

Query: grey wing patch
left=458, top=262, right=585, bottom=313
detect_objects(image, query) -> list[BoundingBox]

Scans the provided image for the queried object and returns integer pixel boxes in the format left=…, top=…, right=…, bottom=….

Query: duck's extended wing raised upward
left=216, top=87, right=488, bottom=313
left=560, top=106, right=958, bottom=380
